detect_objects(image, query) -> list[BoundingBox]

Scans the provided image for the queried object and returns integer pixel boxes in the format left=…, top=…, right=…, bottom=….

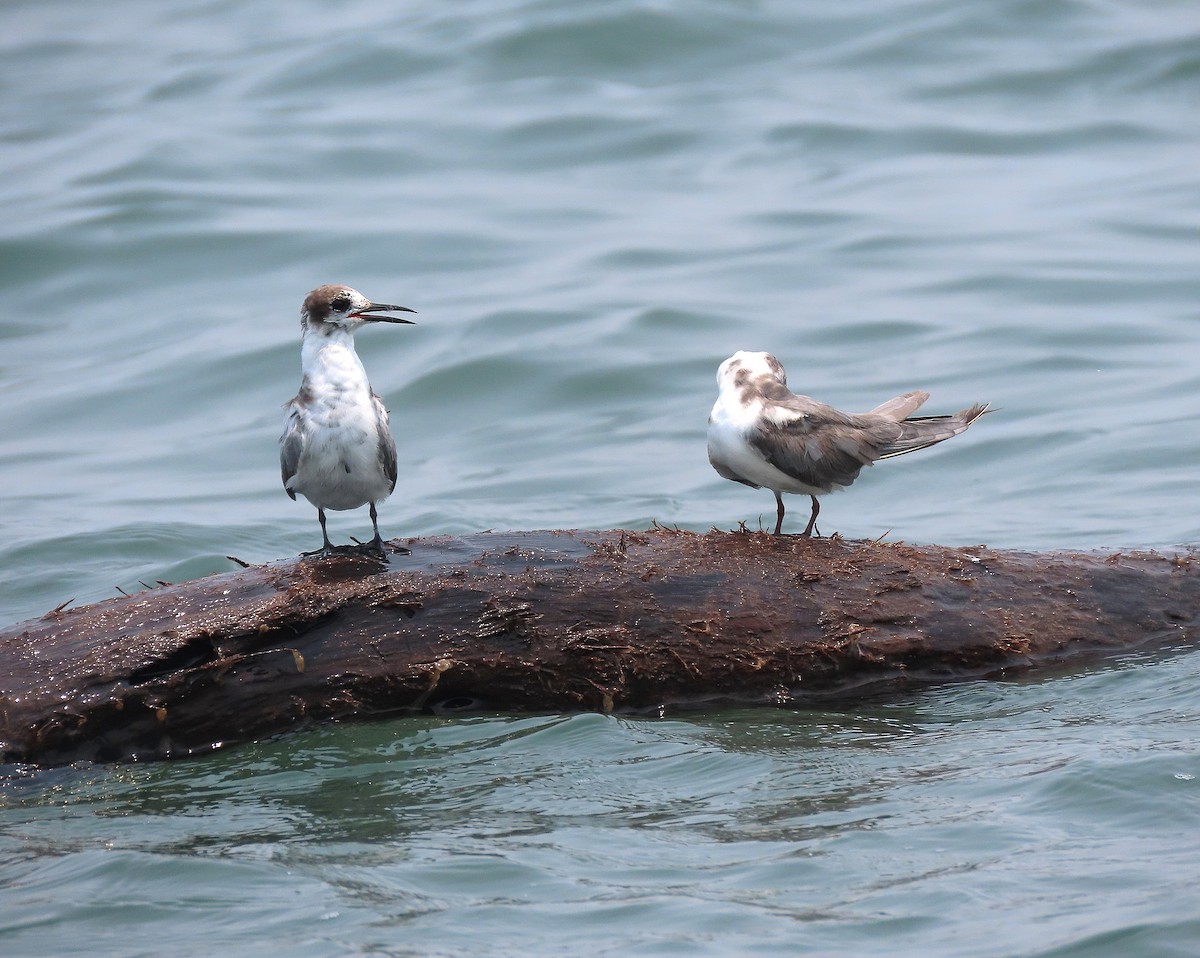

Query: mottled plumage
left=707, top=350, right=988, bottom=535
left=280, top=284, right=415, bottom=555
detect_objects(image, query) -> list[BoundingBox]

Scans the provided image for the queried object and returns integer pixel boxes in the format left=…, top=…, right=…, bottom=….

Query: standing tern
left=707, top=350, right=988, bottom=536
left=280, top=284, right=416, bottom=555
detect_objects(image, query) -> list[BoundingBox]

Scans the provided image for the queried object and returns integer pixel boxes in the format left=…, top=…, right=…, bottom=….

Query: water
left=4, top=658, right=1200, bottom=957
left=2, top=0, right=1199, bottom=953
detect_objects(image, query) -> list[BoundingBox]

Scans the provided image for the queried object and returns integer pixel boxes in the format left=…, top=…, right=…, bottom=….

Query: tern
left=280, top=284, right=416, bottom=555
left=707, top=350, right=988, bottom=536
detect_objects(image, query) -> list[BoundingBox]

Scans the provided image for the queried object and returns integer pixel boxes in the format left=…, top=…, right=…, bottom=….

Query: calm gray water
left=2, top=0, right=1199, bottom=954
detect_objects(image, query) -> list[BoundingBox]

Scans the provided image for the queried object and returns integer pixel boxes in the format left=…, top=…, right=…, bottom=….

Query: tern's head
left=300, top=284, right=416, bottom=335
left=716, top=350, right=788, bottom=392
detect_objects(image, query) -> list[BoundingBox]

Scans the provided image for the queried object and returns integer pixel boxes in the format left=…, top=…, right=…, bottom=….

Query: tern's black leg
left=366, top=502, right=385, bottom=553
left=801, top=495, right=820, bottom=538
left=301, top=508, right=337, bottom=557
left=319, top=508, right=334, bottom=550
left=773, top=491, right=786, bottom=536
left=366, top=502, right=410, bottom=555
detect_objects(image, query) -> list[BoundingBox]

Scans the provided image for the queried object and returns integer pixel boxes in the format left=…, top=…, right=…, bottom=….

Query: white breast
left=290, top=338, right=394, bottom=512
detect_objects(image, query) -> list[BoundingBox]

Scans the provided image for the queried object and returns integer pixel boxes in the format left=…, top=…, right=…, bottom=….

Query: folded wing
left=280, top=402, right=306, bottom=500
left=748, top=398, right=905, bottom=492
left=372, top=392, right=398, bottom=494
left=749, top=396, right=989, bottom=490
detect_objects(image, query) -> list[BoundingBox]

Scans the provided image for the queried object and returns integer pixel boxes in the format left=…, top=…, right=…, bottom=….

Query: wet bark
left=1, top=529, right=1197, bottom=766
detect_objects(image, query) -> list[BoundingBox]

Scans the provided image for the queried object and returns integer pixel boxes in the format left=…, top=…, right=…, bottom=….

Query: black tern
left=280, top=284, right=416, bottom=555
left=707, top=350, right=988, bottom=536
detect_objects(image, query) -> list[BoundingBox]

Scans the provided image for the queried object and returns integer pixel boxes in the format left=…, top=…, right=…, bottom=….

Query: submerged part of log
left=1, top=529, right=1197, bottom=766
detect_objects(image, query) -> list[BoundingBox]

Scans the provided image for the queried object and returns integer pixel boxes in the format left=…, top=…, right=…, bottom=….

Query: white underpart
left=707, top=390, right=836, bottom=497
left=286, top=328, right=393, bottom=512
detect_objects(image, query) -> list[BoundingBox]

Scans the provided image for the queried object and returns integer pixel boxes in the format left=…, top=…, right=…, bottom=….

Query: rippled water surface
left=2, top=0, right=1199, bottom=954
left=4, top=658, right=1200, bottom=957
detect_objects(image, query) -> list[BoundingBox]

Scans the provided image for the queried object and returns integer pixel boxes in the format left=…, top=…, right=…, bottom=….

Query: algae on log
left=1, top=529, right=1197, bottom=767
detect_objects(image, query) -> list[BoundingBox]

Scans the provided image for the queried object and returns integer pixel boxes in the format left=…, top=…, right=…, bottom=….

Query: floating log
left=1, top=529, right=1197, bottom=767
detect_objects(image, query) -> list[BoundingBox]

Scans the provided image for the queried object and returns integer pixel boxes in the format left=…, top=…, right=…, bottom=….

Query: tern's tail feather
left=876, top=402, right=990, bottom=459
left=869, top=390, right=929, bottom=421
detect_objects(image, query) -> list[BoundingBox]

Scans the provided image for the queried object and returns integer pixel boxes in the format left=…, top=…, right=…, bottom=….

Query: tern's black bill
left=353, top=303, right=417, bottom=324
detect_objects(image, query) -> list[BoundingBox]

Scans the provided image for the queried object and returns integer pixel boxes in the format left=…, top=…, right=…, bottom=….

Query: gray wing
left=372, top=392, right=398, bottom=494
left=748, top=397, right=903, bottom=492
left=875, top=403, right=990, bottom=459
left=279, top=401, right=305, bottom=500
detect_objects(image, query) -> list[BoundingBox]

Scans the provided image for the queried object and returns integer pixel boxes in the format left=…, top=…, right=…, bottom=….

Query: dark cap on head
left=300, top=284, right=416, bottom=331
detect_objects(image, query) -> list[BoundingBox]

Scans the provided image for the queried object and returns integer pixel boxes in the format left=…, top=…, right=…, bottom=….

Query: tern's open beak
left=352, top=303, right=417, bottom=324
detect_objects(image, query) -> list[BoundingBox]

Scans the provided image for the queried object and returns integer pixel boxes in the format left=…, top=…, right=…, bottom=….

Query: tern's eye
left=331, top=294, right=353, bottom=312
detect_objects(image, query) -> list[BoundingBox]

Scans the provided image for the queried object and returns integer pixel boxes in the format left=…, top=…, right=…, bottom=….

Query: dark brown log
left=1, top=529, right=1197, bottom=767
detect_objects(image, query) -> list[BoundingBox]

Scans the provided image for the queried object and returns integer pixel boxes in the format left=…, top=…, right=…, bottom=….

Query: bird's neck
left=301, top=327, right=369, bottom=390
